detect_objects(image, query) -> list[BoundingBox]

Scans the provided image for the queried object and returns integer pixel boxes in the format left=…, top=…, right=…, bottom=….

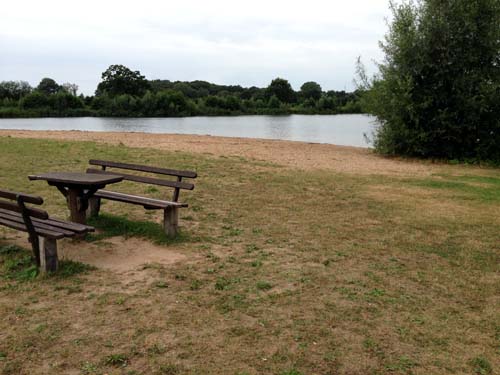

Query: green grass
left=409, top=174, right=500, bottom=202
left=0, top=244, right=94, bottom=281
left=0, top=136, right=499, bottom=375
left=86, top=213, right=194, bottom=245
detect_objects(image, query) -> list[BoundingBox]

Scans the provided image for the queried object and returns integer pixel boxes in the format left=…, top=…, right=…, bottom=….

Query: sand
left=0, top=129, right=443, bottom=176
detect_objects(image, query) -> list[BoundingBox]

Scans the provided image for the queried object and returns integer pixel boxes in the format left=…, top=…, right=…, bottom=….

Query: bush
left=364, top=0, right=500, bottom=162
left=19, top=91, right=50, bottom=109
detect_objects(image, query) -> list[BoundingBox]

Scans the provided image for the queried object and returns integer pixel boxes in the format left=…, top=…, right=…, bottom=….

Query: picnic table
left=28, top=172, right=123, bottom=225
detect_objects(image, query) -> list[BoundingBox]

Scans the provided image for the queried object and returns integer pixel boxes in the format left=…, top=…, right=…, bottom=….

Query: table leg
left=67, top=188, right=88, bottom=225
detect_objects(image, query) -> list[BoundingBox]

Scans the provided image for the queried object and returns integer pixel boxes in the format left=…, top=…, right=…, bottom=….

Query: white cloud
left=0, top=0, right=390, bottom=94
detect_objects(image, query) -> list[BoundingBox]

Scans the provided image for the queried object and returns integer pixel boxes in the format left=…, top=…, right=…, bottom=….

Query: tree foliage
left=36, top=78, right=60, bottom=95
left=300, top=81, right=322, bottom=101
left=96, top=65, right=150, bottom=97
left=365, top=0, right=500, bottom=162
left=266, top=78, right=296, bottom=103
left=0, top=81, right=32, bottom=100
left=0, top=68, right=365, bottom=117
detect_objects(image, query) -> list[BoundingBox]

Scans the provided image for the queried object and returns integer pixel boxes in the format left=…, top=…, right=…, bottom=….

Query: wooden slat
left=86, top=169, right=194, bottom=190
left=0, top=211, right=76, bottom=237
left=0, top=208, right=93, bottom=233
left=0, top=200, right=48, bottom=220
left=37, top=216, right=94, bottom=233
left=89, top=160, right=197, bottom=179
left=0, top=217, right=65, bottom=239
left=0, top=189, right=43, bottom=205
left=28, top=172, right=123, bottom=186
left=94, top=190, right=188, bottom=208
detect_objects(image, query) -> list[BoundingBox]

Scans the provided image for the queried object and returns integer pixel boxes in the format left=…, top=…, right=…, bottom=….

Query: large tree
left=96, top=64, right=150, bottom=97
left=36, top=78, right=60, bottom=95
left=0, top=81, right=32, bottom=100
left=300, top=81, right=322, bottom=101
left=266, top=78, right=296, bottom=103
left=364, top=0, right=500, bottom=162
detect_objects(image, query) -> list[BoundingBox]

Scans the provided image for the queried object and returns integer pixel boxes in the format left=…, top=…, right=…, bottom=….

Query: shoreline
left=0, top=129, right=472, bottom=177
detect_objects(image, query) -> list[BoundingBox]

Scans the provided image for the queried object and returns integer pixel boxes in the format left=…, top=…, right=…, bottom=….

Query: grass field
left=0, top=136, right=499, bottom=375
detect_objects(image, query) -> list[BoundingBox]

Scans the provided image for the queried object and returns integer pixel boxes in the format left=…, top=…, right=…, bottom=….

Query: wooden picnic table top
left=28, top=172, right=123, bottom=187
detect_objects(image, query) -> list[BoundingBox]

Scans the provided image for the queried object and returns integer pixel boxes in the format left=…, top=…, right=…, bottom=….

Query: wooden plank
left=0, top=210, right=93, bottom=235
left=86, top=169, right=194, bottom=190
left=39, top=216, right=94, bottom=233
left=0, top=200, right=48, bottom=220
left=0, top=217, right=65, bottom=239
left=164, top=206, right=179, bottom=238
left=172, top=176, right=182, bottom=202
left=94, top=190, right=188, bottom=208
left=0, top=189, right=43, bottom=205
left=0, top=209, right=94, bottom=233
left=87, top=197, right=101, bottom=218
left=28, top=172, right=123, bottom=186
left=0, top=211, right=76, bottom=236
left=67, top=189, right=87, bottom=225
left=89, top=160, right=197, bottom=179
left=39, top=237, right=58, bottom=273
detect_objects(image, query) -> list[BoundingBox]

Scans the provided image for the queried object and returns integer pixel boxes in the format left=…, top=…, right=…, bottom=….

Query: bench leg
left=87, top=197, right=101, bottom=219
left=164, top=206, right=179, bottom=238
left=39, top=237, right=58, bottom=273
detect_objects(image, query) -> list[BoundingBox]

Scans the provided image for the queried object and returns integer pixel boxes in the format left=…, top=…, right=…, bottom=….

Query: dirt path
left=1, top=129, right=444, bottom=176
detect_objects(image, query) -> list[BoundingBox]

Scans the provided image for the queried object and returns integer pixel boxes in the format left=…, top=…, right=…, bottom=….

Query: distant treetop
left=96, top=64, right=150, bottom=97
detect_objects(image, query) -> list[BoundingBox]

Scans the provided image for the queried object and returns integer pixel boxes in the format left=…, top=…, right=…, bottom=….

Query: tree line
left=0, top=66, right=363, bottom=118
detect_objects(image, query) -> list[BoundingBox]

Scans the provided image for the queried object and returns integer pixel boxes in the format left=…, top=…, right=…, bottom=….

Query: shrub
left=364, top=0, right=500, bottom=162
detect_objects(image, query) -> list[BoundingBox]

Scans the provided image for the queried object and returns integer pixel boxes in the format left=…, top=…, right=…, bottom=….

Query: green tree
left=300, top=81, right=322, bottom=101
left=0, top=81, right=32, bottom=100
left=36, top=78, right=60, bottom=95
left=268, top=95, right=281, bottom=109
left=266, top=78, right=296, bottom=103
left=364, top=0, right=500, bottom=161
left=49, top=91, right=84, bottom=111
left=96, top=65, right=150, bottom=97
left=20, top=91, right=50, bottom=109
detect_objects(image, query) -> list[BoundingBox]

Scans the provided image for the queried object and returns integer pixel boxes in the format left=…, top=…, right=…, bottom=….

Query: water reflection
left=0, top=114, right=376, bottom=147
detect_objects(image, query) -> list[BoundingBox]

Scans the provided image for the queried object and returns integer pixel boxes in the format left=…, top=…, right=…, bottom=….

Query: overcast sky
left=1, top=0, right=391, bottom=95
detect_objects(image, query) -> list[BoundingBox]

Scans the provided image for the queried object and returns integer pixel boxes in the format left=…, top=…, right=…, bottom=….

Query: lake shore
left=1, top=129, right=449, bottom=177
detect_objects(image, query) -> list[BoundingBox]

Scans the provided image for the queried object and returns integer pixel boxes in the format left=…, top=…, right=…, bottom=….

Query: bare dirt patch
left=1, top=229, right=187, bottom=272
left=60, top=236, right=188, bottom=272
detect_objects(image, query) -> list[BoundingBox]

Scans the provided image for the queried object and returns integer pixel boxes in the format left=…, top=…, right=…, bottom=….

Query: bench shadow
left=85, top=213, right=194, bottom=245
left=0, top=243, right=94, bottom=281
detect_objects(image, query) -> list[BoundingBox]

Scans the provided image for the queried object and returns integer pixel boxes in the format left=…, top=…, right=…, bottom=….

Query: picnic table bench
left=28, top=171, right=123, bottom=225
left=0, top=189, right=94, bottom=272
left=86, top=160, right=197, bottom=237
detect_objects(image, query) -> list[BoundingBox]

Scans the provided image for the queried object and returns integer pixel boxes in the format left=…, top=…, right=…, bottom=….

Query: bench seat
left=86, top=160, right=197, bottom=237
left=0, top=189, right=95, bottom=272
left=94, top=190, right=188, bottom=209
left=0, top=208, right=93, bottom=239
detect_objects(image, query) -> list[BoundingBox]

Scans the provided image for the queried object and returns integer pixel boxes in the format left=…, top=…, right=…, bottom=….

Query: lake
left=0, top=114, right=377, bottom=147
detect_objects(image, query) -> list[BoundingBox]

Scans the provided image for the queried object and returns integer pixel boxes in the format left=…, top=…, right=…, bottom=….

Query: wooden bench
left=0, top=189, right=94, bottom=272
left=86, top=160, right=197, bottom=237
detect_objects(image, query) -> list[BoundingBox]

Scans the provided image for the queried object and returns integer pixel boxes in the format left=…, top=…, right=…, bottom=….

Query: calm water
left=0, top=114, right=376, bottom=147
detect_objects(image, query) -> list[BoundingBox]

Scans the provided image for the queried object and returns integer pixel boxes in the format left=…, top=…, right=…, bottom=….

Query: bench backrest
left=0, top=189, right=48, bottom=220
left=0, top=189, right=49, bottom=266
left=87, top=159, right=197, bottom=202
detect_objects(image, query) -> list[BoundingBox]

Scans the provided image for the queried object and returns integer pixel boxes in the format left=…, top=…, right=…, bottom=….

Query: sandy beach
left=0, top=129, right=442, bottom=176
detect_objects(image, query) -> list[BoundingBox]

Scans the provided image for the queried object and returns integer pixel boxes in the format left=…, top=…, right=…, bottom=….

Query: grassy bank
left=0, top=136, right=499, bottom=375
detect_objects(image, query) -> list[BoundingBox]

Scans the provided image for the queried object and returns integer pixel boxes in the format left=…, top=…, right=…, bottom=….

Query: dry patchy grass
left=0, top=136, right=499, bottom=375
